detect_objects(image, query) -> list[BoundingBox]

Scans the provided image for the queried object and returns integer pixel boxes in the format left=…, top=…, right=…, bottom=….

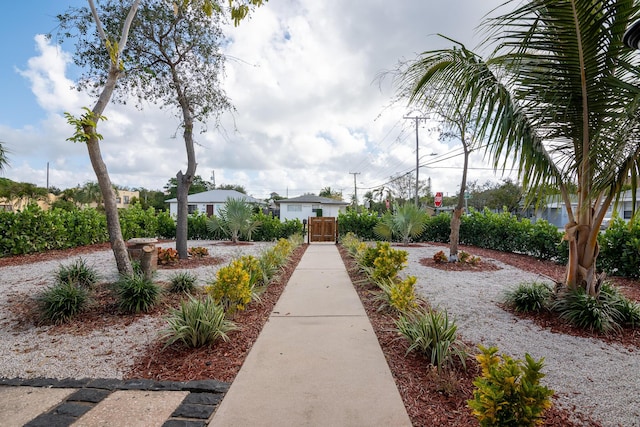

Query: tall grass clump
left=396, top=308, right=467, bottom=372
left=503, top=282, right=553, bottom=313
left=37, top=282, right=89, bottom=324
left=115, top=273, right=162, bottom=313
left=168, top=271, right=198, bottom=294
left=161, top=295, right=237, bottom=348
left=55, top=258, right=100, bottom=289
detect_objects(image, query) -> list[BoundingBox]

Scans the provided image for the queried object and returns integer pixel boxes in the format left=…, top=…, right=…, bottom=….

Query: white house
left=275, top=194, right=350, bottom=222
left=166, top=189, right=264, bottom=217
left=532, top=190, right=638, bottom=227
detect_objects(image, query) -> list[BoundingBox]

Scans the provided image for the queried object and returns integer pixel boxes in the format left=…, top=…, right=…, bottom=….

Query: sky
left=0, top=0, right=511, bottom=202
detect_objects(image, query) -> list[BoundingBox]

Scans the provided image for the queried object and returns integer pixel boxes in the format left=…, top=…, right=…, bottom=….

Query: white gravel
left=399, top=244, right=640, bottom=427
left=0, top=240, right=274, bottom=381
left=1, top=241, right=637, bottom=426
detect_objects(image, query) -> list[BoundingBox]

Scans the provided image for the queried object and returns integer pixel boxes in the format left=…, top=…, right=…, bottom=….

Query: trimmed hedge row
left=0, top=204, right=304, bottom=257
left=338, top=208, right=639, bottom=278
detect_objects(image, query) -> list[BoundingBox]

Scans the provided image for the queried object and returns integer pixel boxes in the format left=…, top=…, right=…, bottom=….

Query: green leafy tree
left=319, top=186, right=343, bottom=201
left=57, top=0, right=266, bottom=275
left=217, top=183, right=247, bottom=194
left=206, top=198, right=261, bottom=243
left=164, top=176, right=213, bottom=200
left=398, top=0, right=640, bottom=296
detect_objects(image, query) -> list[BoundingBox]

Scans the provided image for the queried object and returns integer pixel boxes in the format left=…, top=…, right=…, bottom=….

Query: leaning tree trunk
left=449, top=143, right=470, bottom=261
left=81, top=55, right=133, bottom=276
left=173, top=71, right=197, bottom=260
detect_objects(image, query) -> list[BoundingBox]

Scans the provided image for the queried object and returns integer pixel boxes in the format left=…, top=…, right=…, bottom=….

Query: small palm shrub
left=503, top=282, right=553, bottom=313
left=550, top=287, right=624, bottom=334
left=37, top=282, right=89, bottom=324
left=396, top=308, right=467, bottom=372
left=55, top=258, right=100, bottom=289
left=188, top=246, right=209, bottom=258
left=375, top=276, right=419, bottom=314
left=468, top=345, right=554, bottom=427
left=161, top=295, right=237, bottom=348
left=115, top=274, right=162, bottom=313
left=600, top=282, right=640, bottom=327
left=205, top=259, right=252, bottom=314
left=168, top=271, right=198, bottom=294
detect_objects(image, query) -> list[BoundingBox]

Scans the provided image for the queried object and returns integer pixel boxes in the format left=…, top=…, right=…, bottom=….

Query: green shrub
left=337, top=210, right=380, bottom=240
left=55, top=258, right=100, bottom=289
left=550, top=287, right=624, bottom=334
left=156, top=211, right=176, bottom=239
left=37, top=282, right=89, bottom=324
left=396, top=308, right=467, bottom=372
left=374, top=276, right=419, bottom=314
left=599, top=215, right=640, bottom=278
left=526, top=219, right=562, bottom=260
left=371, top=242, right=408, bottom=281
left=600, top=282, right=640, bottom=327
left=279, top=219, right=304, bottom=239
left=503, top=282, right=553, bottom=313
left=115, top=274, right=162, bottom=313
left=169, top=271, right=198, bottom=294
left=468, top=345, right=554, bottom=427
left=161, top=295, right=237, bottom=348
left=119, top=202, right=158, bottom=240
left=421, top=212, right=451, bottom=243
left=205, top=259, right=252, bottom=314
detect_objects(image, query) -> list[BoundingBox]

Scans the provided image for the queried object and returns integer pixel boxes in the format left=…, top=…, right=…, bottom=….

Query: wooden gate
left=308, top=216, right=337, bottom=243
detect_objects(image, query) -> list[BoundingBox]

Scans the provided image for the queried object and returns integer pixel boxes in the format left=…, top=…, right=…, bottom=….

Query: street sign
left=434, top=192, right=443, bottom=208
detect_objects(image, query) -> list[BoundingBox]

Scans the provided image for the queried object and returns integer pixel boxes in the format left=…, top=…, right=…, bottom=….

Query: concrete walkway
left=210, top=243, right=412, bottom=426
left=0, top=243, right=411, bottom=426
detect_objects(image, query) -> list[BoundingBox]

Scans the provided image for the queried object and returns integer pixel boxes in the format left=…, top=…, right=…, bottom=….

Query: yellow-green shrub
left=467, top=345, right=554, bottom=427
left=205, top=259, right=251, bottom=314
left=372, top=242, right=408, bottom=281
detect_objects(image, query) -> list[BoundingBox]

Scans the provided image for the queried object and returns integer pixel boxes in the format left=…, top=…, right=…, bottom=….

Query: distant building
left=165, top=189, right=264, bottom=217
left=275, top=194, right=349, bottom=222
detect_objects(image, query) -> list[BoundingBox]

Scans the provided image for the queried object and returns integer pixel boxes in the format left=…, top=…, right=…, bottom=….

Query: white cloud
left=3, top=1, right=515, bottom=201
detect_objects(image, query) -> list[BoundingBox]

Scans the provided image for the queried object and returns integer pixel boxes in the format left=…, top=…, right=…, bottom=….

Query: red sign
left=434, top=192, right=443, bottom=208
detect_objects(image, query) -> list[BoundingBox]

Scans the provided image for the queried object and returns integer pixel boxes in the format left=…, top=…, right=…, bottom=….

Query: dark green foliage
left=161, top=295, right=237, bottom=348
left=118, top=202, right=158, bottom=240
left=598, top=216, right=640, bottom=278
left=188, top=212, right=218, bottom=239
left=37, top=282, right=89, bottom=324
left=421, top=212, right=451, bottom=242
left=169, top=271, right=198, bottom=294
left=115, top=274, right=162, bottom=313
left=526, top=219, right=563, bottom=260
left=550, top=287, right=624, bottom=334
left=55, top=258, right=100, bottom=289
left=337, top=210, right=380, bottom=240
left=503, top=282, right=552, bottom=312
left=251, top=212, right=304, bottom=241
left=156, top=211, right=176, bottom=239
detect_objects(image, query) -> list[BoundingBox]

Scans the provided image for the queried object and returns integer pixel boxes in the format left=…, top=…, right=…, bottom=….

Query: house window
left=116, top=197, right=121, bottom=203
left=124, top=196, right=130, bottom=204
left=287, top=204, right=302, bottom=212
left=188, top=204, right=198, bottom=214
left=624, top=210, right=632, bottom=220
left=311, top=204, right=321, bottom=213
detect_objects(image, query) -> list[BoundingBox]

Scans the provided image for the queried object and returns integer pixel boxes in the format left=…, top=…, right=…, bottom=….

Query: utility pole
left=404, top=114, right=428, bottom=206
left=349, top=172, right=360, bottom=209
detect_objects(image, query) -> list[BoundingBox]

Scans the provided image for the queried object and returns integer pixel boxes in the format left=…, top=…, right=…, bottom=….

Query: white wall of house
left=279, top=203, right=346, bottom=222
left=169, top=202, right=226, bottom=217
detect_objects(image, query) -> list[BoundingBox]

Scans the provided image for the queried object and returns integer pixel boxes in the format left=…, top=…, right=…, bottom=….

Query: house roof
left=275, top=194, right=349, bottom=205
left=166, top=189, right=263, bottom=204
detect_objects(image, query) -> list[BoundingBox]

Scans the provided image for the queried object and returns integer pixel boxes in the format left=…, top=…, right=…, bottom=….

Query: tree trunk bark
left=175, top=170, right=191, bottom=259
left=564, top=221, right=602, bottom=296
left=449, top=142, right=470, bottom=260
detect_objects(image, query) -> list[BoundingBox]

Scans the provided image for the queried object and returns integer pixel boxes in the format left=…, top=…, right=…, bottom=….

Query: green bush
left=503, top=282, right=553, bottom=313
left=37, top=282, right=89, bottom=324
left=168, top=271, right=198, bottom=294
left=468, top=346, right=554, bottom=427
left=374, top=276, right=419, bottom=314
left=156, top=211, right=176, bottom=239
left=115, top=274, right=162, bottom=313
left=550, top=287, right=624, bottom=334
left=337, top=210, right=380, bottom=241
left=55, top=258, right=100, bottom=289
left=205, top=259, right=252, bottom=314
left=421, top=212, right=451, bottom=243
left=396, top=308, right=467, bottom=372
left=279, top=219, right=304, bottom=239
left=599, top=215, right=640, bottom=278
left=119, top=202, right=158, bottom=240
left=526, top=219, right=563, bottom=260
left=161, top=295, right=237, bottom=348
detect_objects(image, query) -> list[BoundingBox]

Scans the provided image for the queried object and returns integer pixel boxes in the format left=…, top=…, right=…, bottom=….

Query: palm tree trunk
left=449, top=142, right=470, bottom=260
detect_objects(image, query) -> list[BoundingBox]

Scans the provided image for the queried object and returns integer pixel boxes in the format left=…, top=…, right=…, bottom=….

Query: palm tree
left=207, top=198, right=261, bottom=243
left=374, top=202, right=428, bottom=246
left=398, top=0, right=640, bottom=296
left=0, top=143, right=8, bottom=172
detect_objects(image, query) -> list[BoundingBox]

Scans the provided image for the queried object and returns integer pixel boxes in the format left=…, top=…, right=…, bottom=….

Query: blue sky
left=0, top=0, right=510, bottom=199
